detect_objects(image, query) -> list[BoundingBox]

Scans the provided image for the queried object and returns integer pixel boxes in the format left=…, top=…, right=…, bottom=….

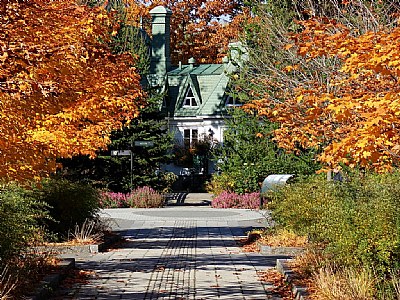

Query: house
left=145, top=6, right=246, bottom=179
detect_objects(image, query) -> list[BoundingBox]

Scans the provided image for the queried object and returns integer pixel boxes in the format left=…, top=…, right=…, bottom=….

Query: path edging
left=258, top=243, right=305, bottom=256
left=25, top=258, right=75, bottom=300
left=276, top=258, right=309, bottom=300
left=34, top=233, right=121, bottom=254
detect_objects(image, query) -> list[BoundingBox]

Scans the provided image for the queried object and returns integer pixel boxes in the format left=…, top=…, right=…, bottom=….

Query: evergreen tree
left=60, top=0, right=174, bottom=192
left=209, top=109, right=319, bottom=195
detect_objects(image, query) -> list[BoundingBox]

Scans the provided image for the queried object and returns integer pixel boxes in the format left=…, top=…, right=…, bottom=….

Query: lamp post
left=131, top=141, right=154, bottom=190
left=111, top=140, right=154, bottom=190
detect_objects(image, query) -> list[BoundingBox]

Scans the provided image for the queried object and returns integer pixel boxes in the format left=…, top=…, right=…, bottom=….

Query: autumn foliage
left=246, top=17, right=400, bottom=172
left=121, top=0, right=249, bottom=64
left=0, top=0, right=145, bottom=181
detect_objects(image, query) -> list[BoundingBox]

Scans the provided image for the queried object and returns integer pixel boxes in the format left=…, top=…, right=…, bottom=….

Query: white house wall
left=169, top=117, right=226, bottom=145
left=162, top=117, right=226, bottom=175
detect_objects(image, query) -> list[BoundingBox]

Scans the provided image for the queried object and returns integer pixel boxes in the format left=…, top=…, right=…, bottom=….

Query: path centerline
left=52, top=207, right=284, bottom=299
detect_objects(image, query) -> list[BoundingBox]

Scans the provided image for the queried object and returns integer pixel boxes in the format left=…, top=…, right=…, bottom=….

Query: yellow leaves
left=86, top=27, right=93, bottom=35
left=392, top=144, right=400, bottom=152
left=298, top=46, right=310, bottom=56
left=80, top=52, right=89, bottom=63
left=284, top=65, right=299, bottom=72
left=355, top=138, right=369, bottom=149
left=19, top=82, right=31, bottom=92
left=284, top=44, right=294, bottom=50
left=8, top=167, right=17, bottom=173
left=0, top=51, right=8, bottom=62
left=362, top=151, right=372, bottom=159
left=262, top=19, right=400, bottom=172
left=0, top=0, right=145, bottom=182
left=296, top=95, right=304, bottom=103
left=96, top=13, right=107, bottom=20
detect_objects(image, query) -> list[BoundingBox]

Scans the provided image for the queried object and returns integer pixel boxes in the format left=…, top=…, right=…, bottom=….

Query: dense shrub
left=127, top=186, right=164, bottom=208
left=269, top=173, right=400, bottom=275
left=212, top=191, right=260, bottom=209
left=0, top=183, right=48, bottom=263
left=33, top=178, right=100, bottom=239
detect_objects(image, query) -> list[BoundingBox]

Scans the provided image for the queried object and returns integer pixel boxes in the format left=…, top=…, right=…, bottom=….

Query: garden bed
left=276, top=259, right=309, bottom=300
left=24, top=258, right=75, bottom=300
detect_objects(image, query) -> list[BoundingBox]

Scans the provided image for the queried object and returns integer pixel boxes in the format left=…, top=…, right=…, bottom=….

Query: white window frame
left=183, top=128, right=198, bottom=148
left=183, top=87, right=198, bottom=107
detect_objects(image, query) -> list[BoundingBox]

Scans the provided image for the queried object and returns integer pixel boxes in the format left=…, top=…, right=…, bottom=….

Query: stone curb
left=34, top=234, right=121, bottom=254
left=258, top=243, right=305, bottom=256
left=26, top=234, right=122, bottom=299
left=276, top=258, right=309, bottom=300
left=25, top=258, right=75, bottom=300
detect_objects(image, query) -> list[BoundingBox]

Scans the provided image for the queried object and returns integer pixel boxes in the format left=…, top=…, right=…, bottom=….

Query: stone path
left=52, top=206, right=285, bottom=299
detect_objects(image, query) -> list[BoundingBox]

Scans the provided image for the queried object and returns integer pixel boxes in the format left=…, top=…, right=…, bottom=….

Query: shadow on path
left=53, top=224, right=288, bottom=299
left=164, top=193, right=212, bottom=206
left=50, top=208, right=284, bottom=299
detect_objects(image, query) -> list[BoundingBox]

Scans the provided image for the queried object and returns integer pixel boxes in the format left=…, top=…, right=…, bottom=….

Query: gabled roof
left=163, top=64, right=229, bottom=118
left=168, top=64, right=225, bottom=76
left=177, top=74, right=202, bottom=106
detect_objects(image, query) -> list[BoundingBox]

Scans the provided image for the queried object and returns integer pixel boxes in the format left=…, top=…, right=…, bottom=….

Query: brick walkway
left=52, top=207, right=284, bottom=299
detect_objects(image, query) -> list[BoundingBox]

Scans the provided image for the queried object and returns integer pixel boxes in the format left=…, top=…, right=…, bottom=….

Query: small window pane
left=225, top=95, right=243, bottom=107
left=192, top=129, right=198, bottom=144
left=184, top=129, right=190, bottom=148
left=183, top=128, right=198, bottom=148
left=183, top=87, right=198, bottom=107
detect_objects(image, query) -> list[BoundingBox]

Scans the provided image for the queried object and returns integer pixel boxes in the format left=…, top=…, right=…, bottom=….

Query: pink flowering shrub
left=99, top=191, right=129, bottom=208
left=240, top=193, right=261, bottom=209
left=127, top=186, right=164, bottom=208
left=212, top=191, right=260, bottom=209
left=99, top=187, right=164, bottom=208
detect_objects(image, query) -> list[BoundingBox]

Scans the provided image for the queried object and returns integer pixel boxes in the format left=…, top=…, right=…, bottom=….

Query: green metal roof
left=167, top=64, right=225, bottom=76
left=164, top=64, right=229, bottom=117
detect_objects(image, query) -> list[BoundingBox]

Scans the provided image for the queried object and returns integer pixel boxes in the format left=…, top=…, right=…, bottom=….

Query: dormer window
left=183, top=87, right=198, bottom=107
left=225, top=95, right=243, bottom=107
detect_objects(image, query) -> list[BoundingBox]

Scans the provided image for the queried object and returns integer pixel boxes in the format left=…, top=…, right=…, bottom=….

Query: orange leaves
left=131, top=0, right=248, bottom=64
left=257, top=18, right=400, bottom=171
left=0, top=0, right=145, bottom=182
left=283, top=64, right=300, bottom=73
left=292, top=18, right=350, bottom=60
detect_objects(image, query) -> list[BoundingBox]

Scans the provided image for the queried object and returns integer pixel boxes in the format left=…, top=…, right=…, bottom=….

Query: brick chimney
left=149, top=6, right=172, bottom=76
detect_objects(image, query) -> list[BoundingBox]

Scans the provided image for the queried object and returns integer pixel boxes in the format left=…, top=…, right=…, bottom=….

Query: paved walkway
left=52, top=205, right=285, bottom=299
